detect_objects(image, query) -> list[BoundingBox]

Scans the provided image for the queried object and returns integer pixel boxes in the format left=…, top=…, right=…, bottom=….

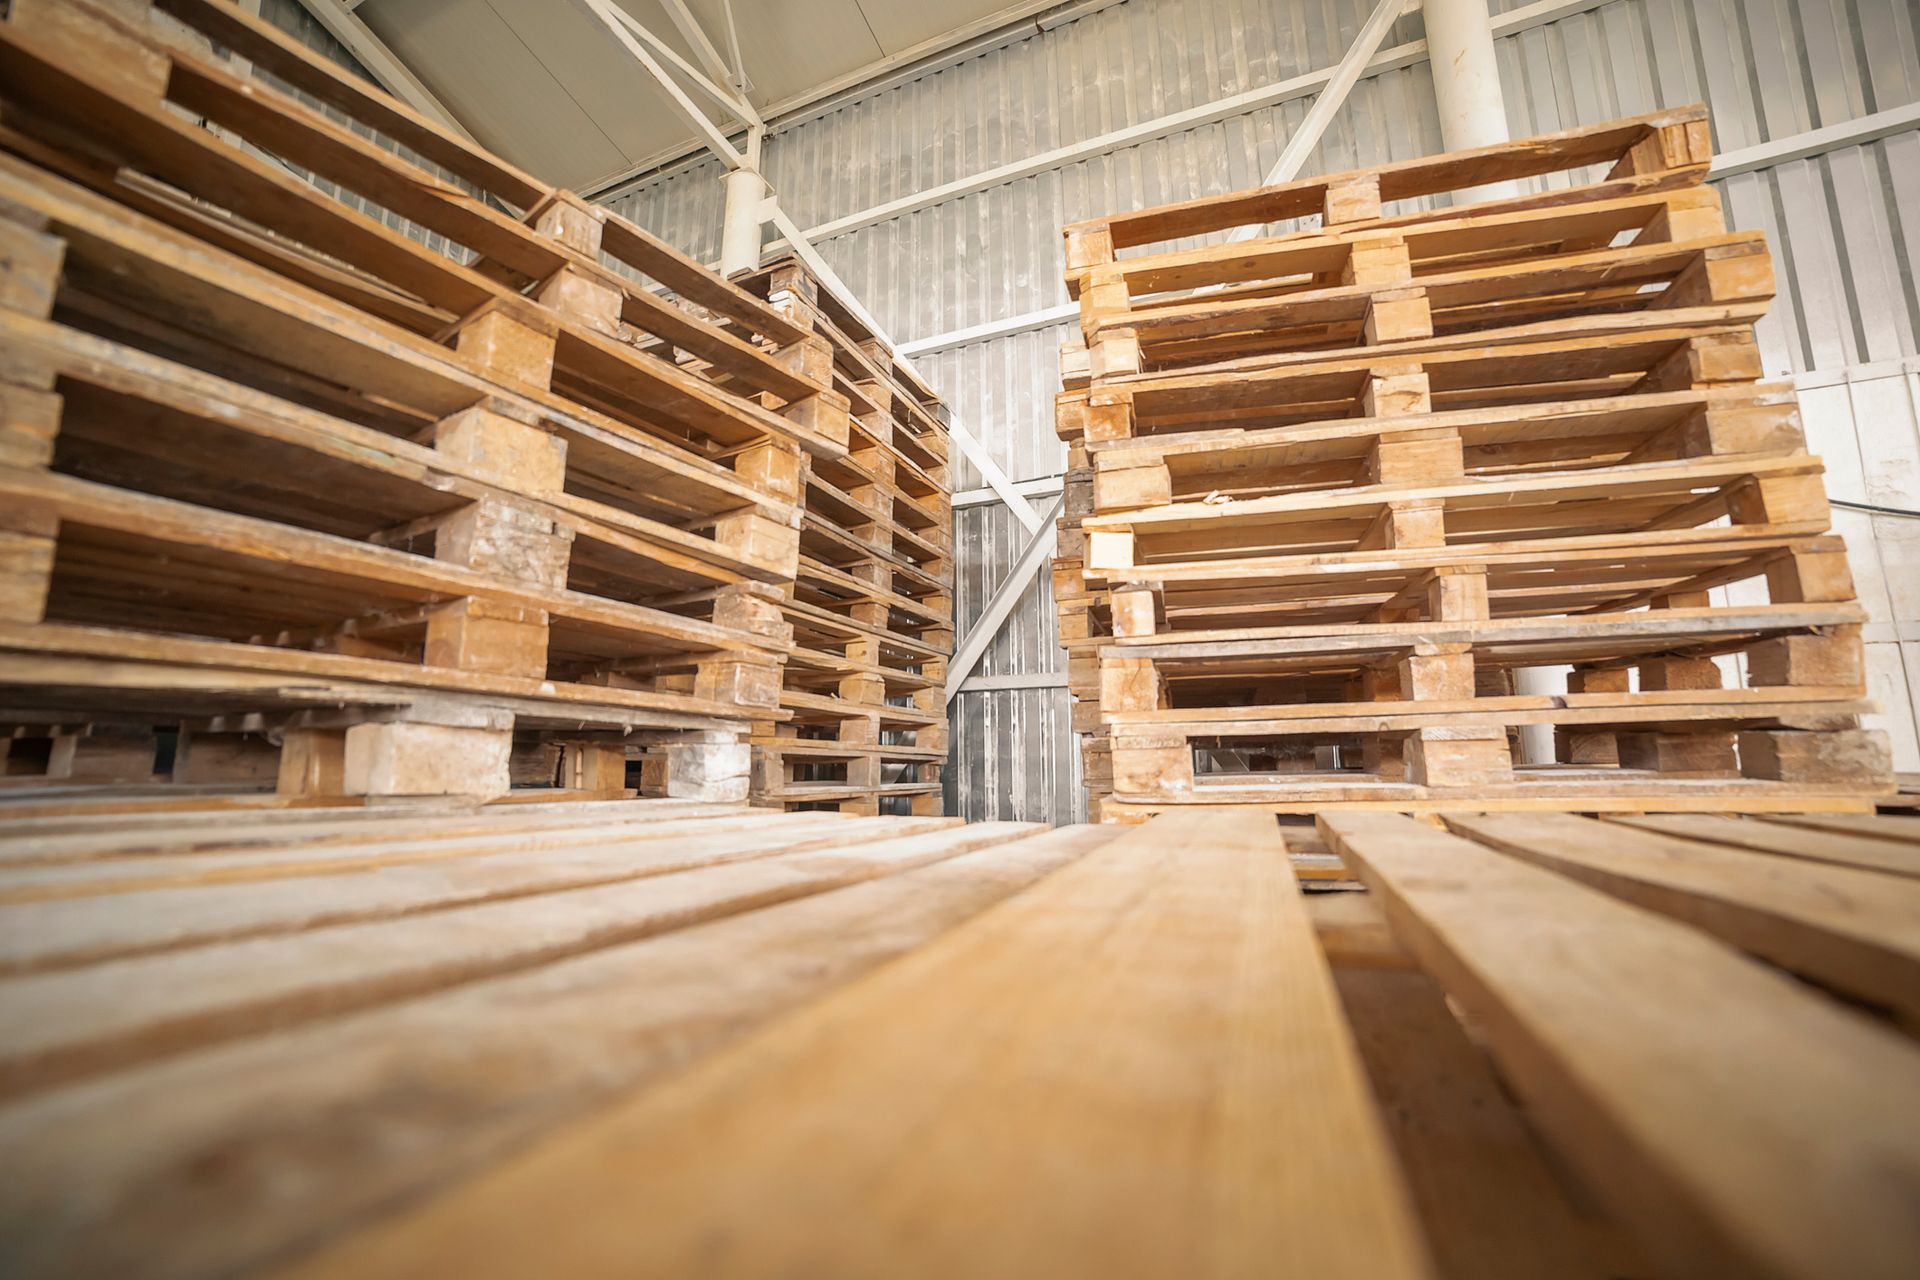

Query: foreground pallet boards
left=3, top=797, right=1918, bottom=1278
left=277, top=809, right=1433, bottom=1280
left=1053, top=105, right=1895, bottom=820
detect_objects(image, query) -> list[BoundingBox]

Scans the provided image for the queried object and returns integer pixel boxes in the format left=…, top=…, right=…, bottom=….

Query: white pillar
left=718, top=166, right=766, bottom=276
left=1421, top=0, right=1521, bottom=202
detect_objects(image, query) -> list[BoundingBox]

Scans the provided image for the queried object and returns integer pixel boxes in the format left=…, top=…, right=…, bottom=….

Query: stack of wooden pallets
left=0, top=0, right=852, bottom=802
left=1056, top=105, right=1895, bottom=822
left=5, top=794, right=1917, bottom=1278
left=700, top=258, right=953, bottom=816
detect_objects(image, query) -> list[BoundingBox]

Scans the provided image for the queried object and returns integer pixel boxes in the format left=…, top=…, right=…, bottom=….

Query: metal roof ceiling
left=358, top=0, right=1038, bottom=192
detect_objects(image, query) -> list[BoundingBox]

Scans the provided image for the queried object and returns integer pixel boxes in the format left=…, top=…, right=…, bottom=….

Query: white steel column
left=718, top=166, right=767, bottom=276
left=1421, top=0, right=1520, bottom=201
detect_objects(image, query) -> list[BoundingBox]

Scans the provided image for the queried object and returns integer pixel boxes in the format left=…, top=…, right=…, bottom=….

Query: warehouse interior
left=2, top=0, right=1919, bottom=1275
left=259, top=0, right=1920, bottom=824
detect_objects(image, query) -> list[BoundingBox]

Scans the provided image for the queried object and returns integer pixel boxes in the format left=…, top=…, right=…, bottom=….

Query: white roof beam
left=659, top=0, right=737, bottom=94
left=579, top=0, right=745, bottom=167
left=601, top=2, right=759, bottom=125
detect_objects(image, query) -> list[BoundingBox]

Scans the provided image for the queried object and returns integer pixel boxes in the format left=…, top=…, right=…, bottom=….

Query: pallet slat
left=1319, top=810, right=1920, bottom=1280
left=279, top=810, right=1433, bottom=1280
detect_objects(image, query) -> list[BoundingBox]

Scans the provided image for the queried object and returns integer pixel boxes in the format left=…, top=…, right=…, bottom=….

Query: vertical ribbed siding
left=950, top=504, right=1081, bottom=825
left=598, top=0, right=1920, bottom=819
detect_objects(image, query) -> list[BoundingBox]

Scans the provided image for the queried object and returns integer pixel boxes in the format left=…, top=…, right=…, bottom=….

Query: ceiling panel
left=854, top=0, right=1019, bottom=53
left=685, top=0, right=885, bottom=105
left=364, top=0, right=633, bottom=186
left=357, top=0, right=1043, bottom=190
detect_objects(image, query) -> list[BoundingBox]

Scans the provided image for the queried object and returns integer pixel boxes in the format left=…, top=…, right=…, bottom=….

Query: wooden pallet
left=0, top=0, right=852, bottom=801
left=3, top=800, right=1916, bottom=1278
left=720, top=259, right=955, bottom=816
left=1055, top=106, right=1892, bottom=817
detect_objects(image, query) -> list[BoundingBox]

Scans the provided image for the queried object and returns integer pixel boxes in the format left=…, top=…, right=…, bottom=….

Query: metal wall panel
left=949, top=502, right=1082, bottom=825
left=1794, top=361, right=1920, bottom=773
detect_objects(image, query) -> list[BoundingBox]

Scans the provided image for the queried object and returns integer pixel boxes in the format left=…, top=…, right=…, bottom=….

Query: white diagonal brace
left=577, top=0, right=1046, bottom=539
left=945, top=494, right=1067, bottom=702
left=602, top=4, right=758, bottom=124
left=659, top=0, right=735, bottom=92
left=291, top=0, right=475, bottom=141
left=578, top=0, right=745, bottom=166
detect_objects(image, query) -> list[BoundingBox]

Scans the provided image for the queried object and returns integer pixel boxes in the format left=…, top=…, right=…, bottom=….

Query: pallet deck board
left=279, top=809, right=1434, bottom=1280
left=0, top=819, right=1036, bottom=1097
left=1318, top=810, right=1920, bottom=1280
left=1445, top=812, right=1920, bottom=1020
left=0, top=802, right=1098, bottom=1280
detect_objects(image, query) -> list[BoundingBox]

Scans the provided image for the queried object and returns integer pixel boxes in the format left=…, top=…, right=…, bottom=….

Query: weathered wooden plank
left=0, top=625, right=763, bottom=735
left=287, top=811, right=1432, bottom=1280
left=151, top=0, right=548, bottom=208
left=1105, top=604, right=1862, bottom=662
left=1103, top=689, right=1873, bottom=738
left=1098, top=784, right=1879, bottom=819
left=0, top=797, right=743, bottom=864
left=1105, top=233, right=1768, bottom=345
left=1083, top=452, right=1823, bottom=538
left=0, top=826, right=1108, bottom=1280
left=1308, top=891, right=1620, bottom=1280
left=1068, top=105, right=1709, bottom=250
left=3, top=470, right=768, bottom=658
left=0, top=821, right=1041, bottom=1097
left=0, top=153, right=778, bottom=515
left=0, top=808, right=804, bottom=902
left=1761, top=812, right=1920, bottom=845
left=5, top=309, right=777, bottom=582
left=1447, top=813, right=1920, bottom=1021
left=1610, top=813, right=1920, bottom=878
left=0, top=814, right=963, bottom=972
left=1319, top=811, right=1920, bottom=1280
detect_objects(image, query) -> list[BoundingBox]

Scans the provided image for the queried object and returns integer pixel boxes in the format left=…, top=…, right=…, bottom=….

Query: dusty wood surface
left=3, top=800, right=1918, bottom=1278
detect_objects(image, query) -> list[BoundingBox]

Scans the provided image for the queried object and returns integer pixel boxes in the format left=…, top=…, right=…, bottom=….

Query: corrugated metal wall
left=605, top=0, right=1920, bottom=822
